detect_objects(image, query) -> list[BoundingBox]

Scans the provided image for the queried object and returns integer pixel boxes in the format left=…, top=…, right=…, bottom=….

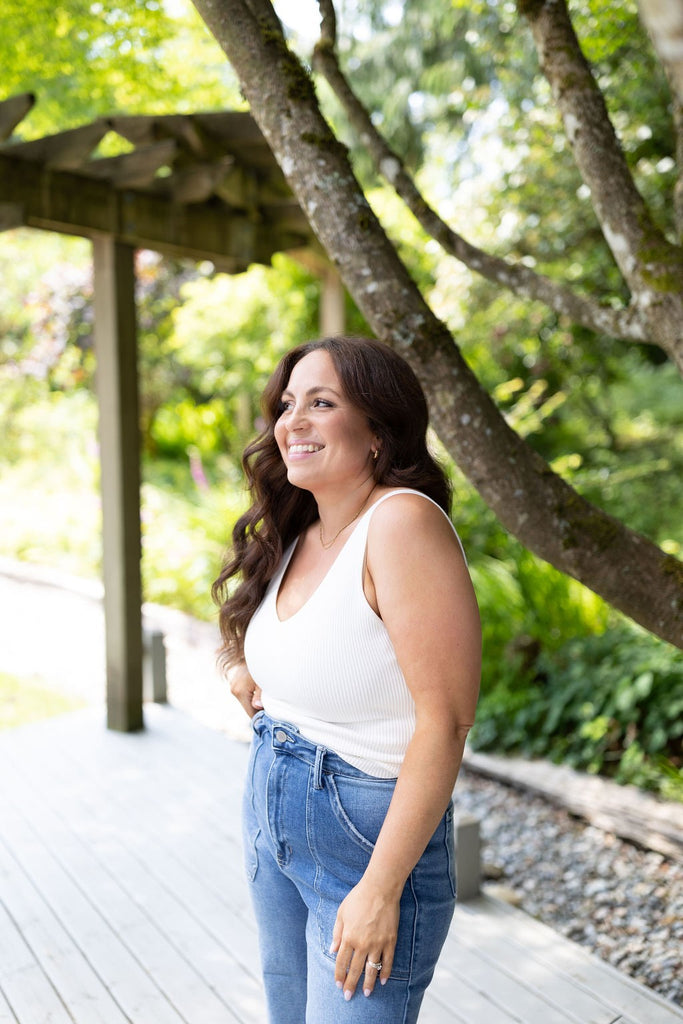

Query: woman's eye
left=312, top=398, right=333, bottom=408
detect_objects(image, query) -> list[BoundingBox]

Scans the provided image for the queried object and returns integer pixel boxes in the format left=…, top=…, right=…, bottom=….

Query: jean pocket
left=324, top=773, right=396, bottom=853
left=443, top=803, right=457, bottom=899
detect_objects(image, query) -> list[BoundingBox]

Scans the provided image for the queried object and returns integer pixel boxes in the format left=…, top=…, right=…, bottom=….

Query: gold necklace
left=319, top=488, right=376, bottom=550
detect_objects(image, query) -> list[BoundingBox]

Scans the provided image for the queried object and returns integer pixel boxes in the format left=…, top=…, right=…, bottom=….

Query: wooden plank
left=429, top=938, right=582, bottom=1023
left=460, top=897, right=683, bottom=1024
left=93, top=236, right=144, bottom=733
left=421, top=980, right=519, bottom=1024
left=0, top=712, right=264, bottom=1023
left=0, top=836, right=131, bottom=1024
left=0, top=900, right=71, bottom=1024
left=1, top=750, right=248, bottom=1023
left=0, top=989, right=20, bottom=1024
left=443, top=910, right=623, bottom=1024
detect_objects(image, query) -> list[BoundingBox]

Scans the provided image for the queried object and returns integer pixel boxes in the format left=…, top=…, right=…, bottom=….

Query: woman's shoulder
left=367, top=488, right=466, bottom=561
left=368, top=488, right=450, bottom=526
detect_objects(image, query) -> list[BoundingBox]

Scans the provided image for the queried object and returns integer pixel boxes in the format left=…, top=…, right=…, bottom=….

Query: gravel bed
left=454, top=768, right=683, bottom=1008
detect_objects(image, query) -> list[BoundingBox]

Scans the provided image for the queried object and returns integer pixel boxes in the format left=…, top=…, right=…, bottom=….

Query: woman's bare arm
left=331, top=494, right=481, bottom=1000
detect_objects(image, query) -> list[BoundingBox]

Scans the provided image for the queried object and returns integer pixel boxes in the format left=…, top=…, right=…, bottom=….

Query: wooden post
left=93, top=235, right=144, bottom=732
left=455, top=812, right=481, bottom=901
left=320, top=265, right=345, bottom=336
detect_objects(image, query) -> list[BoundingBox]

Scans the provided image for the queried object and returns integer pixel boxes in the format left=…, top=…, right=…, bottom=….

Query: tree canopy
left=3, top=0, right=243, bottom=139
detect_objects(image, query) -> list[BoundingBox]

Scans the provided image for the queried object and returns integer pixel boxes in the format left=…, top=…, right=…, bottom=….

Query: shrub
left=470, top=620, right=683, bottom=800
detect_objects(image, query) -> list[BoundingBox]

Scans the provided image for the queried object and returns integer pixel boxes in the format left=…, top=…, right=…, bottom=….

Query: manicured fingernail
left=381, top=978, right=387, bottom=986
left=336, top=980, right=343, bottom=990
left=364, top=988, right=372, bottom=998
left=344, top=990, right=352, bottom=1001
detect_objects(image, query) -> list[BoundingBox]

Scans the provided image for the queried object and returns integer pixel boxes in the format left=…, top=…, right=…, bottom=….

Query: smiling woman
left=212, top=335, right=481, bottom=1023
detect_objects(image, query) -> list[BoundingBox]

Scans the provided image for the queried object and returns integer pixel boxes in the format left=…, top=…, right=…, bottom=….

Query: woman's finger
left=339, top=947, right=366, bottom=1000
left=362, top=954, right=384, bottom=997
left=251, top=685, right=263, bottom=710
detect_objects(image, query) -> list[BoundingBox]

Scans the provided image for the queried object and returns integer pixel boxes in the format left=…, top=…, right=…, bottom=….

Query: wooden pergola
left=0, top=93, right=343, bottom=732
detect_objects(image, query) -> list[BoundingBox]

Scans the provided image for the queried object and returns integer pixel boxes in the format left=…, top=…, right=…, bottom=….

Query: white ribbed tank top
left=243, top=489, right=464, bottom=778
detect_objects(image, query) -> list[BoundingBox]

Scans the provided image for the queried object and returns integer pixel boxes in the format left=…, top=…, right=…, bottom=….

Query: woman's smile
left=288, top=442, right=325, bottom=458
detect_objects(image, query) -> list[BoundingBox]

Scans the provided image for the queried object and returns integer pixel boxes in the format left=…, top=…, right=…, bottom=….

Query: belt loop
left=313, top=746, right=325, bottom=790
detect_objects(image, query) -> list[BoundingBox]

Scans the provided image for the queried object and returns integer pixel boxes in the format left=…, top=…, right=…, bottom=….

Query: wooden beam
left=0, top=153, right=308, bottom=266
left=107, top=113, right=213, bottom=159
left=0, top=92, right=35, bottom=141
left=7, top=120, right=110, bottom=169
left=93, top=235, right=144, bottom=733
left=85, top=139, right=178, bottom=188
left=164, top=155, right=235, bottom=204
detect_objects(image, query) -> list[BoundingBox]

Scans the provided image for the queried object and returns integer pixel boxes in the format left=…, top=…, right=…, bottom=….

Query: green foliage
left=0, top=376, right=251, bottom=619
left=162, top=254, right=322, bottom=459
left=0, top=239, right=336, bottom=467
left=3, top=0, right=242, bottom=138
left=442, top=453, right=681, bottom=800
left=470, top=619, right=683, bottom=800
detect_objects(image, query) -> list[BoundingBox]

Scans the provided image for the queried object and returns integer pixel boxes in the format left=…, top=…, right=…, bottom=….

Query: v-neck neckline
left=274, top=518, right=360, bottom=623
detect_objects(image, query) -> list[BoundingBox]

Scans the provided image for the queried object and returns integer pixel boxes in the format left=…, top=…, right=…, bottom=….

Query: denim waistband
left=251, top=711, right=395, bottom=788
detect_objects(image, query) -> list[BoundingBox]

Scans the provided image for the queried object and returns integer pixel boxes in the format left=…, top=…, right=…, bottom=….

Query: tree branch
left=317, top=0, right=337, bottom=48
left=312, top=29, right=648, bottom=345
left=191, top=0, right=683, bottom=647
left=675, top=97, right=683, bottom=243
left=638, top=0, right=683, bottom=106
left=519, top=0, right=683, bottom=371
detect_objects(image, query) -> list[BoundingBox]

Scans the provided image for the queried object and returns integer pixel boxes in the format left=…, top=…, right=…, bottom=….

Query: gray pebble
left=455, top=767, right=683, bottom=1007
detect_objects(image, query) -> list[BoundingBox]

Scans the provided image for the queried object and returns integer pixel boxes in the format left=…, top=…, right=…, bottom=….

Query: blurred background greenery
left=1, top=0, right=681, bottom=796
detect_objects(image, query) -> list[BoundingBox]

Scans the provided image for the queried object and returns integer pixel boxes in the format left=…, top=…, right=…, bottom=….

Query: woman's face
left=274, top=350, right=378, bottom=495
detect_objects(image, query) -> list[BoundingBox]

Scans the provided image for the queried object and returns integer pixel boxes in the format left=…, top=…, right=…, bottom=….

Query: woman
left=213, top=336, right=481, bottom=1023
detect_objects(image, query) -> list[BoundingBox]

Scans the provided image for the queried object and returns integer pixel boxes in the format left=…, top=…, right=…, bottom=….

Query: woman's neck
left=316, top=480, right=378, bottom=550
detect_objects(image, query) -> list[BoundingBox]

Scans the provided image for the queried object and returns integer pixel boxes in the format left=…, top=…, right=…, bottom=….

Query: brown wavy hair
left=212, top=335, right=452, bottom=668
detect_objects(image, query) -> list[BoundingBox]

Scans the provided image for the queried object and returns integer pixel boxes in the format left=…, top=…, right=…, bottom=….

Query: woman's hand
left=330, top=876, right=400, bottom=1001
left=228, top=662, right=263, bottom=718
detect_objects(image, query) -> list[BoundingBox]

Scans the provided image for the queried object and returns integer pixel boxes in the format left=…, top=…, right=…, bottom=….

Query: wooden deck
left=1, top=705, right=682, bottom=1024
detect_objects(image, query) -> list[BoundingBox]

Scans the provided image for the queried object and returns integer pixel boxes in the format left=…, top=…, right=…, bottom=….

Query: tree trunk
left=191, top=0, right=683, bottom=649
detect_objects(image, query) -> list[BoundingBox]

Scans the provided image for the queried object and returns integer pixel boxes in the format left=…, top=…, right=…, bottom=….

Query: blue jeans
left=242, top=712, right=457, bottom=1024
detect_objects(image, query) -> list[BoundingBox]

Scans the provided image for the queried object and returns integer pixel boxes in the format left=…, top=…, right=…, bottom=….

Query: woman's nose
left=286, top=403, right=308, bottom=429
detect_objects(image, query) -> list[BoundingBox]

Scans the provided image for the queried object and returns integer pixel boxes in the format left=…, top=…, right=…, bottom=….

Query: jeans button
left=274, top=729, right=288, bottom=743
